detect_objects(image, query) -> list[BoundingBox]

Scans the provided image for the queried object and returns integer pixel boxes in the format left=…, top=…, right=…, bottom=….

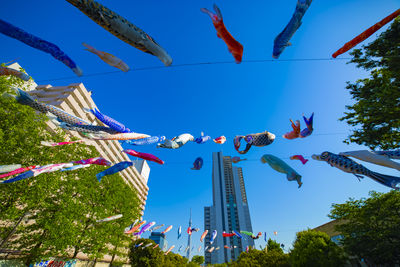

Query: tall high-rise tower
left=186, top=209, right=192, bottom=260
left=204, top=152, right=254, bottom=265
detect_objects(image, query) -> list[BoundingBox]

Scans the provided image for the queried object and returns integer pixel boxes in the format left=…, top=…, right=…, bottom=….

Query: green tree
left=267, top=238, right=283, bottom=253
left=329, top=190, right=400, bottom=266
left=340, top=18, right=400, bottom=149
left=0, top=69, right=141, bottom=265
left=232, top=247, right=290, bottom=267
left=191, top=255, right=204, bottom=265
left=289, top=229, right=347, bottom=267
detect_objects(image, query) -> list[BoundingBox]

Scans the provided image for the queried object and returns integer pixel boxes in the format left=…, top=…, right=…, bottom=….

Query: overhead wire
left=35, top=57, right=352, bottom=83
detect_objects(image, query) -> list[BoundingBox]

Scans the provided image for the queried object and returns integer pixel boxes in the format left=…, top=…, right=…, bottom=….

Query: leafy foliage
left=329, top=190, right=400, bottom=265
left=129, top=239, right=192, bottom=267
left=289, top=229, right=347, bottom=267
left=231, top=246, right=290, bottom=267
left=0, top=70, right=141, bottom=264
left=340, top=18, right=400, bottom=149
left=191, top=255, right=204, bottom=265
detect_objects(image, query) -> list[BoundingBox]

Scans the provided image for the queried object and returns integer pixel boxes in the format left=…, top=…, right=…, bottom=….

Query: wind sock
left=96, top=161, right=133, bottom=182
left=164, top=245, right=175, bottom=255
left=0, top=66, right=29, bottom=81
left=73, top=157, right=112, bottom=166
left=274, top=231, right=278, bottom=236
left=273, top=0, right=313, bottom=58
left=208, top=247, right=215, bottom=253
left=339, top=150, right=400, bottom=171
left=85, top=132, right=150, bottom=141
left=191, top=157, right=203, bottom=170
left=123, top=149, right=164, bottom=165
left=161, top=225, right=173, bottom=234
left=290, top=155, right=308, bottom=165
left=150, top=224, right=165, bottom=232
left=200, top=230, right=208, bottom=242
left=210, top=230, right=217, bottom=244
left=252, top=232, right=262, bottom=240
left=0, top=19, right=82, bottom=76
left=134, top=221, right=156, bottom=236
left=233, top=230, right=242, bottom=239
left=198, top=245, right=202, bottom=252
left=264, top=232, right=267, bottom=242
left=157, top=133, right=194, bottom=149
left=124, top=219, right=139, bottom=233
left=215, top=247, right=220, bottom=251
left=57, top=122, right=119, bottom=135
left=125, top=220, right=146, bottom=234
left=0, top=164, right=22, bottom=174
left=261, top=154, right=303, bottom=188
left=201, top=4, right=243, bottom=63
left=125, top=136, right=166, bottom=146
left=10, top=88, right=89, bottom=125
left=84, top=108, right=131, bottom=133
left=66, top=0, right=172, bottom=66
left=153, top=244, right=159, bottom=249
left=240, top=231, right=253, bottom=237
left=300, top=113, right=314, bottom=138
left=332, top=9, right=400, bottom=58
left=234, top=131, right=275, bottom=154
left=96, top=214, right=123, bottom=223
left=195, top=132, right=211, bottom=144
left=135, top=242, right=143, bottom=248
left=40, top=140, right=83, bottom=147
left=143, top=243, right=152, bottom=248
left=60, top=164, right=90, bottom=172
left=177, top=226, right=182, bottom=239
left=178, top=245, right=183, bottom=252
left=82, top=42, right=129, bottom=72
left=187, top=227, right=192, bottom=235
left=232, top=156, right=247, bottom=164
left=213, top=136, right=226, bottom=144
left=312, top=151, right=400, bottom=190
left=1, top=163, right=73, bottom=184
left=222, top=232, right=235, bottom=237
left=283, top=119, right=301, bottom=140
left=0, top=165, right=36, bottom=179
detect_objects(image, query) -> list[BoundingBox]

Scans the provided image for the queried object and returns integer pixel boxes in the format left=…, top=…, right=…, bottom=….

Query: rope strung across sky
left=35, top=57, right=352, bottom=83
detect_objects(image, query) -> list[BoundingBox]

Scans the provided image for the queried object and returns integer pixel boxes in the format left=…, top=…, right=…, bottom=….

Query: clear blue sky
left=1, top=0, right=399, bottom=256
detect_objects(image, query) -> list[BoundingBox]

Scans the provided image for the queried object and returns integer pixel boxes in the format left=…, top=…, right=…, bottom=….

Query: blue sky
left=1, top=0, right=399, bottom=257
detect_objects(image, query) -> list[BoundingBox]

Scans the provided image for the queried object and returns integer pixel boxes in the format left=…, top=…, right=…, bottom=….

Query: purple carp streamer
left=0, top=19, right=82, bottom=76
left=84, top=108, right=131, bottom=133
left=66, top=0, right=172, bottom=66
left=96, top=214, right=123, bottom=223
left=0, top=66, right=29, bottom=81
left=124, top=135, right=166, bottom=146
left=11, top=88, right=89, bottom=125
left=96, top=161, right=133, bottom=182
left=312, top=151, right=400, bottom=190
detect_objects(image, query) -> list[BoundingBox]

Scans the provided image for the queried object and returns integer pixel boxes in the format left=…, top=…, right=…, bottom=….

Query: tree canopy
left=329, top=190, right=400, bottom=266
left=289, top=229, right=347, bottom=267
left=0, top=67, right=141, bottom=265
left=340, top=18, right=400, bottom=149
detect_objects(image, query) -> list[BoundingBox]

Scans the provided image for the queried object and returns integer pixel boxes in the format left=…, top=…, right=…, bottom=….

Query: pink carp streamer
left=290, top=155, right=308, bottom=165
left=0, top=165, right=36, bottom=179
left=123, top=149, right=164, bottom=165
left=41, top=140, right=83, bottom=147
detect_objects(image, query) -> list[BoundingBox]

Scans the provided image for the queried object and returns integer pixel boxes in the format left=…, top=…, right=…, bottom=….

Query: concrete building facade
left=204, top=152, right=255, bottom=265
